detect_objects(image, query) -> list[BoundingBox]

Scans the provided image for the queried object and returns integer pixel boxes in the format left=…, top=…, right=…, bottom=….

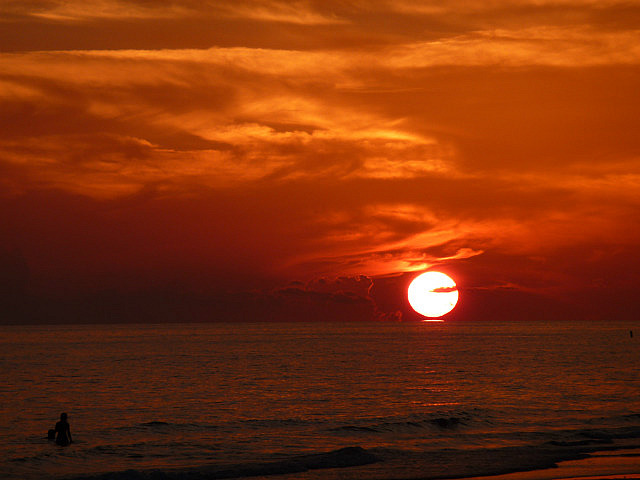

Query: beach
left=54, top=445, right=640, bottom=479
left=456, top=448, right=640, bottom=480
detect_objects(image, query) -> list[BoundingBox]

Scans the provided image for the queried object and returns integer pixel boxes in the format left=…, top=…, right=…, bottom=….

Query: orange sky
left=2, top=0, right=640, bottom=322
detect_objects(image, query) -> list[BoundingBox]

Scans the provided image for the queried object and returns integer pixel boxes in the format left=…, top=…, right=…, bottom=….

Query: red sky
left=2, top=0, right=640, bottom=323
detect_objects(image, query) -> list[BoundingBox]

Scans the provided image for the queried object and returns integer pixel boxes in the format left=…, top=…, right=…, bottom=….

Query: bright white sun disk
left=408, top=271, right=459, bottom=317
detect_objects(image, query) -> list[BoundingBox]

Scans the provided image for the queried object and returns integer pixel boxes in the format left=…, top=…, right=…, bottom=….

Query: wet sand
left=249, top=445, right=640, bottom=480
left=447, top=448, right=640, bottom=480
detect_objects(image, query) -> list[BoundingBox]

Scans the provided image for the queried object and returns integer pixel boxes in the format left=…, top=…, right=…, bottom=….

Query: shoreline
left=241, top=443, right=640, bottom=480
left=453, top=448, right=640, bottom=480
left=52, top=445, right=640, bottom=480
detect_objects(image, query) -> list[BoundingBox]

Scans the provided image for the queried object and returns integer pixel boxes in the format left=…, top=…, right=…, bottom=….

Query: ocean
left=1, top=320, right=639, bottom=480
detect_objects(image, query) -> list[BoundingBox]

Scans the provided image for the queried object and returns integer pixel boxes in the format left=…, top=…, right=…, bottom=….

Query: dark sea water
left=1, top=320, right=639, bottom=480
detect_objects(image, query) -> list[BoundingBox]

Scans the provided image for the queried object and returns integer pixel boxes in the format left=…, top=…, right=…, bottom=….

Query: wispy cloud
left=3, top=0, right=345, bottom=25
left=387, top=27, right=640, bottom=67
left=5, top=0, right=192, bottom=21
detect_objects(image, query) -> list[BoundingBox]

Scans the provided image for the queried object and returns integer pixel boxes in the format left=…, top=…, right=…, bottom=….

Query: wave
left=61, top=446, right=379, bottom=480
left=12, top=413, right=639, bottom=480
left=328, top=411, right=473, bottom=435
left=113, top=421, right=221, bottom=434
left=14, top=421, right=640, bottom=480
left=578, top=425, right=640, bottom=440
left=239, top=418, right=313, bottom=428
left=106, top=410, right=481, bottom=439
left=115, top=418, right=313, bottom=434
left=60, top=438, right=640, bottom=480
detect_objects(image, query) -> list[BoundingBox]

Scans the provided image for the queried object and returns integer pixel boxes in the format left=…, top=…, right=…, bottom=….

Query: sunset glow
left=2, top=0, right=640, bottom=323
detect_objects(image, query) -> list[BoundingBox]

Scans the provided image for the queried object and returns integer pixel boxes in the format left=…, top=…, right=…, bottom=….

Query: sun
left=408, top=271, right=459, bottom=318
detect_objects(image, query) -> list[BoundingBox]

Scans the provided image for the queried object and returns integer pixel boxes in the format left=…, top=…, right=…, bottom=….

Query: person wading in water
left=54, top=413, right=72, bottom=446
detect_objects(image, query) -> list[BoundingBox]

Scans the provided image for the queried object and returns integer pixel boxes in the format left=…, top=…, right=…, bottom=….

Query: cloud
left=0, top=46, right=455, bottom=199
left=5, top=41, right=637, bottom=204
left=217, top=1, right=347, bottom=25
left=2, top=0, right=344, bottom=25
left=431, top=286, right=457, bottom=293
left=387, top=27, right=640, bottom=68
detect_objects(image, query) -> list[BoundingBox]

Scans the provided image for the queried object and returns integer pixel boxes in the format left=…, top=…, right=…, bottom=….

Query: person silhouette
left=54, top=413, right=72, bottom=446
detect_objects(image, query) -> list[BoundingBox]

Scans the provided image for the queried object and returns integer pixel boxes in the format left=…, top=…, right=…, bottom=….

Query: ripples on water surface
left=1, top=320, right=639, bottom=479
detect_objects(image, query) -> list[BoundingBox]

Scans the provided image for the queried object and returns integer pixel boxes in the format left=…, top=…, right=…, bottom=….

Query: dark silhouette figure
left=54, top=413, right=72, bottom=446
